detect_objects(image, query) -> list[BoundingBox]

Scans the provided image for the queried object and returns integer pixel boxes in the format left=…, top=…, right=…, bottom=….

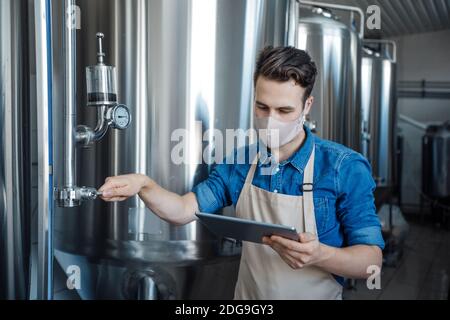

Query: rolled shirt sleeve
left=192, top=153, right=236, bottom=213
left=336, top=152, right=385, bottom=250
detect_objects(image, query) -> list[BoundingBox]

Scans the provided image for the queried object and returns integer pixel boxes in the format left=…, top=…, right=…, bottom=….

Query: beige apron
left=234, top=146, right=343, bottom=300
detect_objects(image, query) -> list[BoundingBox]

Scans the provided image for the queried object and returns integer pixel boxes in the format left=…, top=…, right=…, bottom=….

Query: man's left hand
left=262, top=233, right=331, bottom=269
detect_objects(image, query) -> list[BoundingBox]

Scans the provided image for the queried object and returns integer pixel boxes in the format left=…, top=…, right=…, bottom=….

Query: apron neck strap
left=302, top=145, right=317, bottom=235
left=245, top=153, right=259, bottom=184
left=303, top=145, right=315, bottom=185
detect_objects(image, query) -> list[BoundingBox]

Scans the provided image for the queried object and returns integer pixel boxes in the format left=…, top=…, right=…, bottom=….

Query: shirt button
left=275, top=167, right=280, bottom=173
left=274, top=189, right=278, bottom=193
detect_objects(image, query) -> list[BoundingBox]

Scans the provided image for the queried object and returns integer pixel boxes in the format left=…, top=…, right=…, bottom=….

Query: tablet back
left=196, top=212, right=299, bottom=244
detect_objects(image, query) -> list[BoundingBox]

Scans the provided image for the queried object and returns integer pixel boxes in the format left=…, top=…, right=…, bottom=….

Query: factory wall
left=391, top=29, right=450, bottom=211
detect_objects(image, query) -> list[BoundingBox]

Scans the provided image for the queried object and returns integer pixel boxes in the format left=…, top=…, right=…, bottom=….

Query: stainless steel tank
left=296, top=2, right=363, bottom=152
left=0, top=0, right=33, bottom=299
left=422, top=122, right=450, bottom=199
left=361, top=41, right=397, bottom=187
left=51, top=0, right=297, bottom=299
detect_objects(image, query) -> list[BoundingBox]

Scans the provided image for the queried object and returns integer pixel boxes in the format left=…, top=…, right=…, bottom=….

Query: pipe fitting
left=76, top=106, right=112, bottom=146
left=54, top=186, right=100, bottom=208
left=299, top=0, right=365, bottom=39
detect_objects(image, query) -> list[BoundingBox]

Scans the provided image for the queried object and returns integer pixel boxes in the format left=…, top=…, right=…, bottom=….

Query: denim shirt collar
left=257, top=126, right=314, bottom=173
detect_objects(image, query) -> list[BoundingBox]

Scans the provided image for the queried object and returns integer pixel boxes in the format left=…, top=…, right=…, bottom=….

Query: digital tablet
left=195, top=212, right=299, bottom=244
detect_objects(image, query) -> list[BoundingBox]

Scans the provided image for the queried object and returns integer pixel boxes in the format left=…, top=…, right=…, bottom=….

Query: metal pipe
left=137, top=276, right=158, bottom=300
left=56, top=7, right=121, bottom=206
left=286, top=0, right=299, bottom=46
left=398, top=114, right=428, bottom=131
left=76, top=106, right=111, bottom=145
left=56, top=0, right=102, bottom=207
left=34, top=0, right=53, bottom=300
left=91, top=106, right=110, bottom=141
left=298, top=0, right=365, bottom=39
left=364, top=39, right=397, bottom=63
left=63, top=0, right=77, bottom=188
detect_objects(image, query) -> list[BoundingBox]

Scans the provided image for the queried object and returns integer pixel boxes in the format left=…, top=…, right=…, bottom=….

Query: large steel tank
left=361, top=41, right=397, bottom=187
left=52, top=0, right=297, bottom=299
left=296, top=1, right=363, bottom=152
left=422, top=122, right=450, bottom=199
left=0, top=0, right=33, bottom=299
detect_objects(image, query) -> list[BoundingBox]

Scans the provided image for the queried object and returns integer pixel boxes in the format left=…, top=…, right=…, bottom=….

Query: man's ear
left=304, top=96, right=314, bottom=115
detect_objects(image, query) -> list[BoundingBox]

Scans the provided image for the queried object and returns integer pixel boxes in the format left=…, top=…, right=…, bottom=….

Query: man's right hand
left=99, top=174, right=151, bottom=202
left=99, top=173, right=198, bottom=225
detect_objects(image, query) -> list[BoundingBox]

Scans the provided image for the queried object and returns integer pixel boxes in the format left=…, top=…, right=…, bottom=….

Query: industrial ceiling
left=311, top=0, right=450, bottom=38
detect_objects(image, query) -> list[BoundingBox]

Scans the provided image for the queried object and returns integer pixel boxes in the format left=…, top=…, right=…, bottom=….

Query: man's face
left=254, top=76, right=313, bottom=122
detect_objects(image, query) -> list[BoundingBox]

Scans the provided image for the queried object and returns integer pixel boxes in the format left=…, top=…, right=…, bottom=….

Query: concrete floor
left=343, top=219, right=450, bottom=300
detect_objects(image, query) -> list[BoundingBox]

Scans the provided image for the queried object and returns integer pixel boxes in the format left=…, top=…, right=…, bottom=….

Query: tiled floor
left=343, top=219, right=450, bottom=300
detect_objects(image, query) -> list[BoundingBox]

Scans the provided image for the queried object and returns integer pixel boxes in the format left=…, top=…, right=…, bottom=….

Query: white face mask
left=254, top=111, right=306, bottom=149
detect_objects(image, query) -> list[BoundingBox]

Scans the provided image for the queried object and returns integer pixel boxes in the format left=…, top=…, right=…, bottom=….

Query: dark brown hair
left=254, top=46, right=318, bottom=103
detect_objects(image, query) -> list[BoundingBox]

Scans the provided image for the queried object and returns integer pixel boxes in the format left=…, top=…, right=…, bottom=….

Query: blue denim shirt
left=192, top=127, right=385, bottom=283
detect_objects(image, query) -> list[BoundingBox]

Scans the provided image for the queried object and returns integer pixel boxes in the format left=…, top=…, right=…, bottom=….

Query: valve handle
left=96, top=32, right=105, bottom=64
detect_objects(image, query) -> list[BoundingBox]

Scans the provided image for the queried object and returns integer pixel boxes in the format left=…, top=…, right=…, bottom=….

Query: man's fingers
left=266, top=238, right=306, bottom=269
left=102, top=196, right=127, bottom=202
left=299, top=232, right=316, bottom=243
left=270, top=241, right=307, bottom=264
left=98, top=182, right=117, bottom=193
left=275, top=247, right=304, bottom=269
left=101, top=188, right=119, bottom=198
left=271, top=247, right=297, bottom=269
left=98, top=177, right=127, bottom=192
left=270, top=241, right=285, bottom=254
left=101, top=186, right=129, bottom=199
left=270, top=235, right=301, bottom=250
left=285, top=250, right=309, bottom=266
left=280, top=255, right=298, bottom=269
left=270, top=235, right=313, bottom=254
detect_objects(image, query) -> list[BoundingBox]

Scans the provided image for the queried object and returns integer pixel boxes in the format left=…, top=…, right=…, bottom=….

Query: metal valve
left=96, top=32, right=105, bottom=64
left=76, top=32, right=131, bottom=147
left=86, top=32, right=118, bottom=107
left=55, top=186, right=102, bottom=208
left=58, top=32, right=131, bottom=207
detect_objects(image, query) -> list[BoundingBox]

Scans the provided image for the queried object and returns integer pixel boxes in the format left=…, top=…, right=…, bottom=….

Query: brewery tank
left=0, top=0, right=35, bottom=299
left=422, top=122, right=450, bottom=199
left=51, top=0, right=298, bottom=299
left=296, top=1, right=363, bottom=152
left=361, top=41, right=397, bottom=187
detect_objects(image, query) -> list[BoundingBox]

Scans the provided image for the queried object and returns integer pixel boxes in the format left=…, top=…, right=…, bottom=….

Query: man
left=99, top=46, right=384, bottom=300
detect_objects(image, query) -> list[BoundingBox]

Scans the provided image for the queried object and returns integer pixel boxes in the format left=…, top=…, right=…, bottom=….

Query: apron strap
left=245, top=146, right=317, bottom=235
left=302, top=145, right=317, bottom=235
left=245, top=154, right=259, bottom=184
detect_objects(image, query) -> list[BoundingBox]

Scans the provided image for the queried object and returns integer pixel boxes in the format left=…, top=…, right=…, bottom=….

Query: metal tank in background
left=51, top=0, right=298, bottom=299
left=1, top=0, right=56, bottom=300
left=0, top=0, right=35, bottom=300
left=421, top=122, right=450, bottom=227
left=361, top=40, right=397, bottom=188
left=296, top=0, right=364, bottom=152
left=422, top=122, right=450, bottom=199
